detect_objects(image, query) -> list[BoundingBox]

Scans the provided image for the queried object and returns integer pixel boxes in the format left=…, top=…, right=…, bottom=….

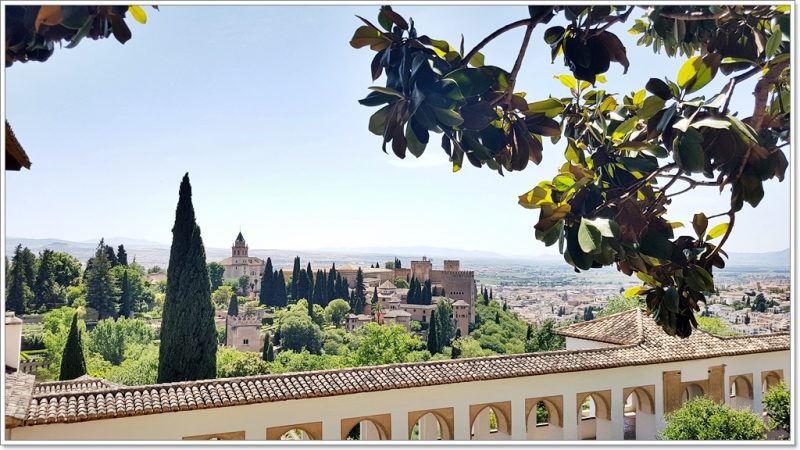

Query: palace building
left=4, top=309, right=789, bottom=441
left=217, top=232, right=265, bottom=293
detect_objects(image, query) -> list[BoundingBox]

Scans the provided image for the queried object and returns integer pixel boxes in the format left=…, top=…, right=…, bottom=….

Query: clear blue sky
left=4, top=5, right=790, bottom=257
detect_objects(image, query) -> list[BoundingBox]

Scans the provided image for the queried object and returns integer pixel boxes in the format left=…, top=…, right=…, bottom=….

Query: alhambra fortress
left=4, top=308, right=789, bottom=441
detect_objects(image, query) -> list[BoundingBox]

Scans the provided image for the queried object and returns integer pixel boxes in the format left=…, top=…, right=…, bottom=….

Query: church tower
left=232, top=231, right=249, bottom=264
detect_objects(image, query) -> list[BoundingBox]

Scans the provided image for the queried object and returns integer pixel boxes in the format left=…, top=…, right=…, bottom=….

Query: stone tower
left=232, top=231, right=249, bottom=263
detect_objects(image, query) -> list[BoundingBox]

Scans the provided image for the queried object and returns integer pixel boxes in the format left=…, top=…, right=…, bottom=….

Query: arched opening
left=623, top=388, right=656, bottom=441
left=729, top=375, right=754, bottom=410
left=470, top=406, right=510, bottom=440
left=578, top=393, right=610, bottom=440
left=345, top=419, right=388, bottom=441
left=681, top=383, right=705, bottom=403
left=527, top=399, right=563, bottom=440
left=280, top=428, right=311, bottom=441
left=762, top=371, right=782, bottom=394
left=410, top=412, right=448, bottom=441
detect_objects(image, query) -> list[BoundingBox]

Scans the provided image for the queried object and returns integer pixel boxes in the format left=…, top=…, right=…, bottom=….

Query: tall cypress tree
left=291, top=256, right=301, bottom=300
left=372, top=286, right=378, bottom=307
left=312, top=269, right=326, bottom=306
left=341, top=278, right=350, bottom=301
left=422, top=279, right=432, bottom=305
left=227, top=294, right=239, bottom=317
left=59, top=313, right=87, bottom=380
left=119, top=269, right=133, bottom=319
left=275, top=270, right=288, bottom=307
left=262, top=333, right=274, bottom=362
left=306, top=262, right=314, bottom=287
left=7, top=245, right=31, bottom=315
left=334, top=273, right=343, bottom=300
left=326, top=263, right=337, bottom=304
left=297, top=269, right=310, bottom=301
left=117, top=245, right=129, bottom=266
left=105, top=245, right=119, bottom=267
left=259, top=257, right=274, bottom=306
left=352, top=268, right=366, bottom=314
left=427, top=311, right=439, bottom=354
left=85, top=241, right=118, bottom=320
left=158, top=174, right=216, bottom=383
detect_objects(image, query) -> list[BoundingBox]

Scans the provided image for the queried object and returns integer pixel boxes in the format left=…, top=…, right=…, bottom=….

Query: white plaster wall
left=8, top=350, right=789, bottom=441
left=565, top=337, right=618, bottom=350
left=5, top=322, right=22, bottom=370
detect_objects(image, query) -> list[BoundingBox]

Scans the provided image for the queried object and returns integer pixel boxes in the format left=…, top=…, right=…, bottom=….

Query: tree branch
left=459, top=7, right=554, bottom=70
left=589, top=6, right=635, bottom=38
left=503, top=23, right=535, bottom=107
left=659, top=9, right=730, bottom=21
left=750, top=59, right=789, bottom=132
left=705, top=211, right=735, bottom=265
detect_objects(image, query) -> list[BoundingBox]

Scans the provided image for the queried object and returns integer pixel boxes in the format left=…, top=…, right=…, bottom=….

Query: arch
left=469, top=402, right=511, bottom=440
left=341, top=414, right=391, bottom=441
left=729, top=374, right=754, bottom=410
left=266, top=421, right=323, bottom=440
left=622, top=386, right=656, bottom=441
left=681, top=383, right=705, bottom=403
left=526, top=396, right=563, bottom=440
left=577, top=390, right=611, bottom=441
left=761, top=370, right=783, bottom=393
left=408, top=407, right=453, bottom=441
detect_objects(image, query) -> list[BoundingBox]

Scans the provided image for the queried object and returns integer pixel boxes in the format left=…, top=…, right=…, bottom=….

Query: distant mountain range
left=5, top=236, right=790, bottom=271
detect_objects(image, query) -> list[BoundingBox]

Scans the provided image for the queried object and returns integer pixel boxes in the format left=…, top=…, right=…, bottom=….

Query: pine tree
left=85, top=241, right=118, bottom=320
left=326, top=263, right=337, bottom=305
left=158, top=174, right=217, bottom=383
left=503, top=301, right=508, bottom=312
left=297, top=269, right=310, bottom=301
left=427, top=310, right=439, bottom=354
left=33, top=249, right=61, bottom=311
left=119, top=269, right=133, bottom=319
left=19, top=246, right=37, bottom=290
left=105, top=245, right=119, bottom=267
left=263, top=333, right=274, bottom=362
left=371, top=286, right=379, bottom=311
left=7, top=245, right=32, bottom=314
left=341, top=278, right=350, bottom=301
left=275, top=270, right=288, bottom=307
left=259, top=257, right=274, bottom=306
left=116, top=245, right=129, bottom=266
left=227, top=294, right=239, bottom=317
left=273, top=326, right=281, bottom=346
left=526, top=324, right=533, bottom=341
left=59, top=313, right=87, bottom=380
left=291, top=256, right=301, bottom=300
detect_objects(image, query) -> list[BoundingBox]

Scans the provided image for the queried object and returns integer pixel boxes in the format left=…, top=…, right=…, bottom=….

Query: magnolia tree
left=351, top=5, right=790, bottom=337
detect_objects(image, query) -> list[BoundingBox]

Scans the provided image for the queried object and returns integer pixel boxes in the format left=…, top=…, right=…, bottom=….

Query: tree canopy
left=351, top=5, right=790, bottom=338
left=661, top=396, right=766, bottom=440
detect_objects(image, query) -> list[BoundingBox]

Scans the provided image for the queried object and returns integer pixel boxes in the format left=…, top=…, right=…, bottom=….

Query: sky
left=4, top=5, right=791, bottom=257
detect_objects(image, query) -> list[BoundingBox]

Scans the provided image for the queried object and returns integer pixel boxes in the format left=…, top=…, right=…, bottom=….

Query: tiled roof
left=379, top=280, right=396, bottom=289
left=5, top=371, right=35, bottom=423
left=5, top=120, right=32, bottom=171
left=32, top=375, right=120, bottom=396
left=16, top=310, right=788, bottom=426
left=554, top=309, right=642, bottom=345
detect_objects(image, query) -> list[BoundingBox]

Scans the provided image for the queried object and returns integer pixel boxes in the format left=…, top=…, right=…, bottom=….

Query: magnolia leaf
left=690, top=117, right=730, bottom=130
left=578, top=218, right=602, bottom=253
left=128, top=5, right=147, bottom=24
left=35, top=5, right=62, bottom=31
left=692, top=213, right=708, bottom=238
left=706, top=222, right=729, bottom=240
left=555, top=74, right=577, bottom=90
left=624, top=286, right=646, bottom=298
left=612, top=117, right=638, bottom=140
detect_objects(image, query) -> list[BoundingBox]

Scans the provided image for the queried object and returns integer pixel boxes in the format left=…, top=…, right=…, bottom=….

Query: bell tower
left=232, top=231, right=249, bottom=263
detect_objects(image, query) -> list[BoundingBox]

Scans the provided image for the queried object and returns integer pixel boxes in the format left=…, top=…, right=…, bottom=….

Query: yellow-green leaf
left=669, top=222, right=684, bottom=229
left=612, top=117, right=638, bottom=140
left=624, top=286, right=646, bottom=298
left=635, top=271, right=659, bottom=286
left=706, top=223, right=729, bottom=240
left=555, top=74, right=577, bottom=90
left=632, top=89, right=646, bottom=106
left=129, top=5, right=147, bottom=24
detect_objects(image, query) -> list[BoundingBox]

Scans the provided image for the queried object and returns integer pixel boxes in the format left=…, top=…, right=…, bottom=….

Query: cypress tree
left=7, top=245, right=31, bottom=315
left=489, top=288, right=493, bottom=300
left=273, top=326, right=282, bottom=346
left=291, top=256, right=301, bottom=300
left=275, top=270, right=288, bottom=307
left=85, top=241, right=118, bottom=320
left=326, top=263, right=337, bottom=304
left=119, top=269, right=133, bottom=319
left=117, top=245, right=129, bottom=266
left=352, top=267, right=366, bottom=314
left=312, top=269, right=326, bottom=306
left=306, top=262, right=313, bottom=286
left=526, top=324, right=533, bottom=341
left=372, top=286, right=378, bottom=307
left=227, top=294, right=239, bottom=317
left=59, top=313, right=87, bottom=380
left=297, top=269, right=310, bottom=301
left=427, top=311, right=439, bottom=354
left=495, top=311, right=500, bottom=324
left=423, top=279, right=432, bottom=305
left=259, top=257, right=274, bottom=306
left=335, top=273, right=343, bottom=299
left=158, top=174, right=217, bottom=383
left=341, top=279, right=350, bottom=301
left=263, top=333, right=274, bottom=362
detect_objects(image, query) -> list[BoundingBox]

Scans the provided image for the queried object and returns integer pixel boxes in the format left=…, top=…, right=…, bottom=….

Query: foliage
left=40, top=306, right=86, bottom=380
left=51, top=251, right=82, bottom=287
left=352, top=323, right=422, bottom=366
left=451, top=336, right=496, bottom=358
left=394, top=277, right=410, bottom=289
left=227, top=293, right=239, bottom=317
left=278, top=300, right=323, bottom=354
left=269, top=350, right=349, bottom=374
left=100, top=343, right=159, bottom=386
left=352, top=5, right=790, bottom=338
left=321, top=327, right=356, bottom=356
left=597, top=295, right=644, bottom=318
left=695, top=316, right=739, bottom=336
left=118, top=269, right=132, bottom=319
left=324, top=299, right=351, bottom=327
left=158, top=174, right=217, bottom=383
left=207, top=262, right=225, bottom=291
left=351, top=268, right=367, bottom=314
left=472, top=297, right=528, bottom=353
left=525, top=318, right=566, bottom=352
left=660, top=396, right=766, bottom=440
left=6, top=244, right=33, bottom=314
left=32, top=249, right=66, bottom=311
left=763, top=382, right=790, bottom=433
left=60, top=313, right=87, bottom=380
left=211, top=285, right=235, bottom=310
left=5, top=5, right=153, bottom=67
left=433, top=299, right=454, bottom=351
left=89, top=317, right=155, bottom=365
left=426, top=310, right=439, bottom=353
left=216, top=347, right=270, bottom=378
left=85, top=239, right=118, bottom=319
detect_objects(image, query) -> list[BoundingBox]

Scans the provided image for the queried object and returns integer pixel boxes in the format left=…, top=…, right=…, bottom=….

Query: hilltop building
left=218, top=232, right=266, bottom=293
left=4, top=309, right=788, bottom=441
left=225, top=309, right=264, bottom=353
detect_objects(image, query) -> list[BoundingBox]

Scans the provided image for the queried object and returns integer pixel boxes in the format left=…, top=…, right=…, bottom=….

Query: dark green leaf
left=645, top=78, right=673, bottom=100
left=444, top=68, right=492, bottom=98
left=674, top=128, right=705, bottom=173
left=692, top=213, right=708, bottom=239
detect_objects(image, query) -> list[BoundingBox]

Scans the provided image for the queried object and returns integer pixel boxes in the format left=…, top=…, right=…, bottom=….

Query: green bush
left=660, top=396, right=767, bottom=440
left=763, top=382, right=790, bottom=433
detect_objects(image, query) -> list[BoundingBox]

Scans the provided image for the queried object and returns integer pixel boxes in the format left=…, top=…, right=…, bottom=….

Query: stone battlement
left=227, top=315, right=262, bottom=327
left=441, top=270, right=474, bottom=277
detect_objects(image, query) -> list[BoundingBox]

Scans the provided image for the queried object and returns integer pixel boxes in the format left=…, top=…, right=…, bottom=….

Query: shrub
left=661, top=396, right=766, bottom=440
left=763, top=382, right=790, bottom=433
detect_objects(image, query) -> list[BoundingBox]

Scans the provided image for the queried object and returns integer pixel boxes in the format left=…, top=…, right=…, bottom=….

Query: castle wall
left=226, top=317, right=263, bottom=353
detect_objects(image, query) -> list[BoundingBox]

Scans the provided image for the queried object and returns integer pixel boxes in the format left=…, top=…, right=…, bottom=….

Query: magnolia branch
left=589, top=6, right=635, bottom=38
left=659, top=9, right=730, bottom=21
left=705, top=211, right=735, bottom=264
left=503, top=23, right=535, bottom=107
